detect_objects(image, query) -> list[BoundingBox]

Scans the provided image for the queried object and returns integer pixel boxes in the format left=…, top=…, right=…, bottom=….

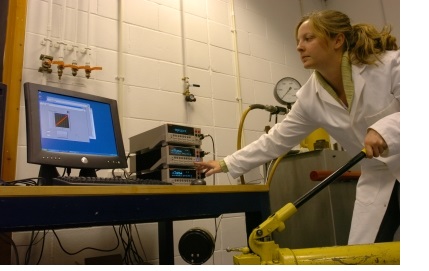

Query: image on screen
left=38, top=91, right=116, bottom=156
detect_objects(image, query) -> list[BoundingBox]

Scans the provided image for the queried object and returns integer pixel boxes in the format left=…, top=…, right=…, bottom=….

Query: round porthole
left=178, top=227, right=215, bottom=265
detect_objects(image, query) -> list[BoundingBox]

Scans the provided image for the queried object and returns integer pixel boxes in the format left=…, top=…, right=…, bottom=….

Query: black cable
left=200, top=134, right=216, bottom=185
left=207, top=134, right=216, bottom=185
left=205, top=134, right=216, bottom=161
left=23, top=230, right=47, bottom=265
left=130, top=230, right=145, bottom=264
left=214, top=215, right=223, bottom=244
left=133, top=224, right=148, bottom=262
left=124, top=227, right=137, bottom=261
left=119, top=225, right=130, bottom=264
left=36, top=230, right=47, bottom=265
left=0, top=177, right=40, bottom=186
left=108, top=152, right=135, bottom=179
left=119, top=226, right=127, bottom=263
left=52, top=227, right=120, bottom=256
left=121, top=225, right=134, bottom=264
left=119, top=224, right=146, bottom=264
left=109, top=152, right=136, bottom=179
left=24, top=231, right=35, bottom=264
left=209, top=215, right=223, bottom=264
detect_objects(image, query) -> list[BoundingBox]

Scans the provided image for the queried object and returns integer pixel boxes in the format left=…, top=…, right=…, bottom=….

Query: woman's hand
left=364, top=128, right=388, bottom=158
left=194, top=160, right=222, bottom=177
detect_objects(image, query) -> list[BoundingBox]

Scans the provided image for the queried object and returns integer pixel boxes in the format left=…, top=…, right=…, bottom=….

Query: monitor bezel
left=23, top=82, right=128, bottom=172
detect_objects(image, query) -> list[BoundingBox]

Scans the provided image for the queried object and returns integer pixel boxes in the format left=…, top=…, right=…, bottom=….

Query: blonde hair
left=295, top=10, right=398, bottom=65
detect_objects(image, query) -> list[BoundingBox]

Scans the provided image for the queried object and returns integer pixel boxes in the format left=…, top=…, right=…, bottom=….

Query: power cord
left=212, top=215, right=223, bottom=264
left=110, top=152, right=135, bottom=179
left=198, top=134, right=216, bottom=185
left=118, top=224, right=147, bottom=264
left=18, top=226, right=145, bottom=264
left=24, top=231, right=35, bottom=264
left=52, top=227, right=120, bottom=256
left=0, top=177, right=40, bottom=186
left=132, top=224, right=148, bottom=262
left=23, top=230, right=47, bottom=264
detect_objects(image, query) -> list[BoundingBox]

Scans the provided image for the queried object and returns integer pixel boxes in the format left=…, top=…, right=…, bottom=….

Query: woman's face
left=296, top=20, right=337, bottom=70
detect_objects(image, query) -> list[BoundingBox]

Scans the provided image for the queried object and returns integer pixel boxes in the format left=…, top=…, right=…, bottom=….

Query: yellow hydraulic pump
left=233, top=150, right=400, bottom=265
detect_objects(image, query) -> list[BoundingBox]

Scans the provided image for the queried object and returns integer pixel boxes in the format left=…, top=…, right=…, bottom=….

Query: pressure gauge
left=273, top=77, right=301, bottom=106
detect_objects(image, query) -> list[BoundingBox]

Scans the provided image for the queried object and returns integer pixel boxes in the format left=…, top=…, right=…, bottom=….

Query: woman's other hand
left=364, top=128, right=388, bottom=158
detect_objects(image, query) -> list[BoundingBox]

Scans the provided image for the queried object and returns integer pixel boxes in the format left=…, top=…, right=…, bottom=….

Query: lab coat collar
left=351, top=64, right=366, bottom=107
left=314, top=63, right=367, bottom=114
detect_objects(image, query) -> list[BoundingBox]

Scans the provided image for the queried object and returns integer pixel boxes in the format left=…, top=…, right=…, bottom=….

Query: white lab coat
left=224, top=50, right=400, bottom=245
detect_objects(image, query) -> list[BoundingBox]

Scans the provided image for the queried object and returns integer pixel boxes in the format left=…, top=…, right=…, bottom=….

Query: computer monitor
left=0, top=83, right=7, bottom=179
left=23, top=82, right=127, bottom=181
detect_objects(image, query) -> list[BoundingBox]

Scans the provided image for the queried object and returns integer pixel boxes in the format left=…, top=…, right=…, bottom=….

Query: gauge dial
left=273, top=77, right=301, bottom=106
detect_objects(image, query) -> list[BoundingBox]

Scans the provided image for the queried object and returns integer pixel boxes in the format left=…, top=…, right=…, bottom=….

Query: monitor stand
left=79, top=168, right=97, bottom=177
left=38, top=165, right=60, bottom=186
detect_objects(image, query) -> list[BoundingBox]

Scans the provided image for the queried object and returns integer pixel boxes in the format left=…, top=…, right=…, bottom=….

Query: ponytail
left=348, top=24, right=399, bottom=65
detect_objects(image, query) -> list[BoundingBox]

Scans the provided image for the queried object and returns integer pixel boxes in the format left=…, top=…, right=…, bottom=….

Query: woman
left=195, top=10, right=399, bottom=245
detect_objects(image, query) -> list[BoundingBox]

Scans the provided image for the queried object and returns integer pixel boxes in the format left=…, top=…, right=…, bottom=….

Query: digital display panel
left=169, top=169, right=197, bottom=179
left=167, top=124, right=194, bottom=136
left=168, top=146, right=195, bottom=157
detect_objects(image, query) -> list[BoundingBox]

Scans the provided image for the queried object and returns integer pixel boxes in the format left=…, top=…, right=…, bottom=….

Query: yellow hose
left=237, top=104, right=286, bottom=185
left=266, top=154, right=286, bottom=187
left=237, top=106, right=253, bottom=184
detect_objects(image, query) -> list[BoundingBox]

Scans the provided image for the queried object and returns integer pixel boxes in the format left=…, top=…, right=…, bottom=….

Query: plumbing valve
left=265, top=105, right=287, bottom=123
left=185, top=93, right=196, bottom=102
left=52, top=60, right=65, bottom=80
left=38, top=54, right=53, bottom=74
left=64, top=62, right=79, bottom=76
left=182, top=77, right=200, bottom=102
left=78, top=65, right=103, bottom=79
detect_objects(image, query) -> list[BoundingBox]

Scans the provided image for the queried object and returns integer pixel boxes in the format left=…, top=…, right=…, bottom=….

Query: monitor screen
left=24, top=82, right=127, bottom=179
